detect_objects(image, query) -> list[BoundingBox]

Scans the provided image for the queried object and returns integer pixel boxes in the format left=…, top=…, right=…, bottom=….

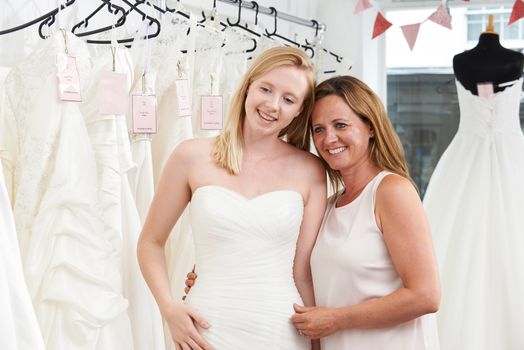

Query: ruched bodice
left=184, top=185, right=309, bottom=350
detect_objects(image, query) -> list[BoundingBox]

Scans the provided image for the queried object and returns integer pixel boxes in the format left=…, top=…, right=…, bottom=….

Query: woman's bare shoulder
left=170, top=137, right=215, bottom=166
left=284, top=146, right=326, bottom=185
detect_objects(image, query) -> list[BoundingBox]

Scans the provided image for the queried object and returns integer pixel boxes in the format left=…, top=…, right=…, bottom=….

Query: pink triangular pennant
left=428, top=4, right=452, bottom=29
left=401, top=23, right=421, bottom=50
left=354, top=0, right=373, bottom=15
left=372, top=12, right=393, bottom=39
left=509, top=0, right=524, bottom=25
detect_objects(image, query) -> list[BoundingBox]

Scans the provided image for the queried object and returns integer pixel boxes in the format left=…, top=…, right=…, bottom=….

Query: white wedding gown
left=0, top=152, right=44, bottom=350
left=423, top=78, right=524, bottom=349
left=183, top=185, right=310, bottom=350
left=81, top=46, right=165, bottom=350
left=3, top=31, right=133, bottom=349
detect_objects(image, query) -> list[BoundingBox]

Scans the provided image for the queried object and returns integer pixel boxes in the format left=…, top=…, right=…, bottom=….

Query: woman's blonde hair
left=313, top=76, right=416, bottom=193
left=213, top=46, right=316, bottom=174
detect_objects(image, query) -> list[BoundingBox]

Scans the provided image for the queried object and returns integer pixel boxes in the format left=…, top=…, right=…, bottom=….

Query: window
left=386, top=6, right=524, bottom=196
left=466, top=6, right=524, bottom=46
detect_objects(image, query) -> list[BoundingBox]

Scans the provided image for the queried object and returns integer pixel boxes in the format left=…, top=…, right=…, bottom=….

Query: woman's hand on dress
left=163, top=302, right=213, bottom=350
left=183, top=269, right=198, bottom=300
left=291, top=304, right=339, bottom=339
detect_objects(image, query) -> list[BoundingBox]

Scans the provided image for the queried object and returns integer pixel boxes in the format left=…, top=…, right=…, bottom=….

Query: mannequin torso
left=453, top=32, right=524, bottom=95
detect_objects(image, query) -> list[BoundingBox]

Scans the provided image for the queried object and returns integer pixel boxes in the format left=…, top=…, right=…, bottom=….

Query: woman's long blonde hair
left=313, top=76, right=416, bottom=193
left=213, top=47, right=316, bottom=174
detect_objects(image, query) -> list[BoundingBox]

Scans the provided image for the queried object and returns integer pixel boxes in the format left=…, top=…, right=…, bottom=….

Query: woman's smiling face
left=311, top=95, right=374, bottom=172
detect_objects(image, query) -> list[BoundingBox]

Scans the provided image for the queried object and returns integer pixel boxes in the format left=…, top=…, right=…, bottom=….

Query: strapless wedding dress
left=184, top=185, right=310, bottom=350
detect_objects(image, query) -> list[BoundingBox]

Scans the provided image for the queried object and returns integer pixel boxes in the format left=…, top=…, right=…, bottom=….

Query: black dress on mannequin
left=453, top=32, right=524, bottom=95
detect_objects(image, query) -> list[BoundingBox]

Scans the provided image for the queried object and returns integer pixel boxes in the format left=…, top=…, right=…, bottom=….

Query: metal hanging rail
left=217, top=0, right=327, bottom=33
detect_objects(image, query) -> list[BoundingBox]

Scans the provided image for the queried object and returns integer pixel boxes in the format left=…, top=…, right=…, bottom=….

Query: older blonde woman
left=293, top=76, right=440, bottom=350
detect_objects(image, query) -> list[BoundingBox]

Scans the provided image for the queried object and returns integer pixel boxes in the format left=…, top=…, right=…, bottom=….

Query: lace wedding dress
left=3, top=31, right=134, bottom=349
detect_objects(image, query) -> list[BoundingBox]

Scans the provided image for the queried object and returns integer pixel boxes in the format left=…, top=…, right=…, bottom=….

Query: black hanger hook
left=251, top=1, right=259, bottom=25
left=265, top=6, right=277, bottom=36
left=38, top=14, right=55, bottom=39
left=311, top=19, right=319, bottom=37
left=227, top=0, right=242, bottom=26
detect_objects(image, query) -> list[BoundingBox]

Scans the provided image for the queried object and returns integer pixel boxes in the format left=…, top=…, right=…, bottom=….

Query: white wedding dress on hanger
left=3, top=31, right=134, bottom=349
left=150, top=9, right=197, bottom=303
left=0, top=69, right=44, bottom=350
left=81, top=46, right=165, bottom=350
left=423, top=78, right=524, bottom=349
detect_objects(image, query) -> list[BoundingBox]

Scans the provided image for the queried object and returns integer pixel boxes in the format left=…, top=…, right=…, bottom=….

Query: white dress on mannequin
left=3, top=31, right=133, bottom=349
left=183, top=186, right=310, bottom=350
left=423, top=79, right=524, bottom=350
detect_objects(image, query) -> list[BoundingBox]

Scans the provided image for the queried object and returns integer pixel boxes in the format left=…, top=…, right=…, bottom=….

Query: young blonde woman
left=137, top=47, right=326, bottom=350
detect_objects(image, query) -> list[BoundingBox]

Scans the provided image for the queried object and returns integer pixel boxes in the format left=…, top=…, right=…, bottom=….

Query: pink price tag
left=99, top=71, right=128, bottom=115
left=56, top=53, right=82, bottom=102
left=175, top=79, right=192, bottom=117
left=477, top=82, right=494, bottom=100
left=132, top=94, right=157, bottom=134
left=200, top=95, right=223, bottom=130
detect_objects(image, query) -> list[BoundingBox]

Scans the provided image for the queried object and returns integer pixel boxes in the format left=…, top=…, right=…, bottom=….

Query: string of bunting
left=354, top=0, right=524, bottom=51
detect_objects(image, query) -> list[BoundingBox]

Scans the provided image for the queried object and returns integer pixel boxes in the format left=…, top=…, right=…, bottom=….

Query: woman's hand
left=291, top=304, right=339, bottom=339
left=182, top=268, right=198, bottom=300
left=162, top=301, right=213, bottom=350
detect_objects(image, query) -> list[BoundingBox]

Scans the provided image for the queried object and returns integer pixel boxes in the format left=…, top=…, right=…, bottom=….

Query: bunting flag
left=428, top=4, right=452, bottom=29
left=354, top=0, right=373, bottom=15
left=509, top=0, right=524, bottom=25
left=372, top=12, right=393, bottom=39
left=401, top=23, right=422, bottom=50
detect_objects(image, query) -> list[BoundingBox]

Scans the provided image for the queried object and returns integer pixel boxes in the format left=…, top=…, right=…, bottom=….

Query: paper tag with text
left=99, top=71, right=128, bottom=115
left=175, top=79, right=192, bottom=117
left=132, top=94, right=157, bottom=134
left=201, top=95, right=223, bottom=130
left=477, top=82, right=494, bottom=100
left=56, top=53, right=82, bottom=102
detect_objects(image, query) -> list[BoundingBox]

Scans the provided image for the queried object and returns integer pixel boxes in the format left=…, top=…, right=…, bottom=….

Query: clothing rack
left=0, top=0, right=325, bottom=37
left=0, top=0, right=347, bottom=70
left=217, top=0, right=327, bottom=34
left=215, top=0, right=344, bottom=65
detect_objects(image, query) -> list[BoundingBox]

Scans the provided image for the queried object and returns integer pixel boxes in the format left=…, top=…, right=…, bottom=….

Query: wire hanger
left=264, top=7, right=302, bottom=48
left=0, top=0, right=77, bottom=36
left=227, top=0, right=260, bottom=37
left=198, top=0, right=228, bottom=30
left=74, top=0, right=162, bottom=44
left=304, top=20, right=343, bottom=63
left=71, top=0, right=127, bottom=37
left=224, top=0, right=259, bottom=53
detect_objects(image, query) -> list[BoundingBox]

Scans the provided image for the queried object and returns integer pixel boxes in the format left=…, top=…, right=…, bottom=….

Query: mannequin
left=424, top=13, right=524, bottom=350
left=453, top=15, right=524, bottom=95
